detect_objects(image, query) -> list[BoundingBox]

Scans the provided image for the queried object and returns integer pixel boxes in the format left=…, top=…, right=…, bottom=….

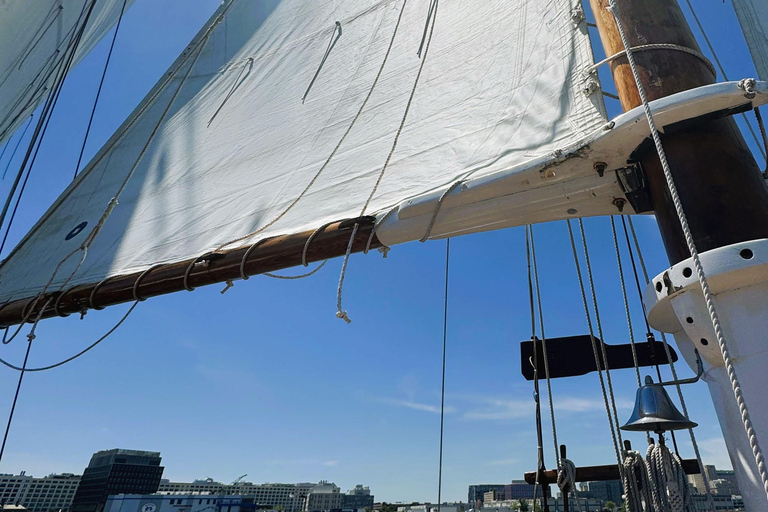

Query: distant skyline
left=0, top=0, right=758, bottom=504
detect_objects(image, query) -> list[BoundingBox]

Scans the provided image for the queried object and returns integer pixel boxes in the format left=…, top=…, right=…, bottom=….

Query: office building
left=71, top=450, right=164, bottom=512
left=467, top=486, right=505, bottom=509
left=342, top=486, right=373, bottom=510
left=581, top=481, right=622, bottom=504
left=0, top=473, right=81, bottom=512
left=158, top=482, right=315, bottom=512
left=104, top=494, right=253, bottom=512
left=304, top=482, right=341, bottom=512
left=687, top=465, right=741, bottom=496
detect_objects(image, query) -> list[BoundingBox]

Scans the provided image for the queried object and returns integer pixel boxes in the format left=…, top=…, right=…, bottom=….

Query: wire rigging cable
left=1, top=115, right=33, bottom=180
left=436, top=238, right=449, bottom=512
left=73, top=0, right=129, bottom=180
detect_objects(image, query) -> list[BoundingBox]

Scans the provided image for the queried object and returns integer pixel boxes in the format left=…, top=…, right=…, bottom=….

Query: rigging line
left=0, top=3, right=62, bottom=88
left=361, top=0, right=438, bottom=216
left=0, top=301, right=138, bottom=373
left=618, top=216, right=680, bottom=454
left=302, top=22, right=342, bottom=104
left=436, top=238, right=449, bottom=512
left=526, top=226, right=548, bottom=508
left=566, top=219, right=623, bottom=468
left=335, top=223, right=359, bottom=324
left=624, top=216, right=716, bottom=512
left=0, top=296, right=51, bottom=465
left=1, top=115, right=34, bottom=181
left=529, top=225, right=559, bottom=466
left=264, top=260, right=327, bottom=279
left=610, top=0, right=768, bottom=499
left=213, top=0, right=410, bottom=253
left=754, top=107, right=768, bottom=177
left=73, top=0, right=129, bottom=181
left=609, top=217, right=643, bottom=388
left=681, top=0, right=767, bottom=163
left=0, top=0, right=97, bottom=254
left=577, top=219, right=626, bottom=457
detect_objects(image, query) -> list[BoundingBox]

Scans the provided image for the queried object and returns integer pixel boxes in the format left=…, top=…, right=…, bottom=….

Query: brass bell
left=621, top=375, right=698, bottom=433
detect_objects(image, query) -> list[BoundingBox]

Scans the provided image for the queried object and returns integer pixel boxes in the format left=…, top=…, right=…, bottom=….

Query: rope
left=436, top=238, right=449, bottom=512
left=335, top=223, right=358, bottom=324
left=302, top=22, right=342, bottom=104
left=608, top=0, right=768, bottom=500
left=208, top=57, right=253, bottom=127
left=566, top=219, right=623, bottom=468
left=264, top=260, right=327, bottom=279
left=214, top=0, right=409, bottom=253
left=578, top=219, right=627, bottom=463
left=647, top=440, right=693, bottom=512
left=610, top=217, right=643, bottom=390
left=0, top=301, right=138, bottom=373
left=73, top=0, right=128, bottom=180
left=529, top=226, right=559, bottom=465
left=527, top=225, right=549, bottom=510
left=1, top=114, right=33, bottom=180
left=0, top=296, right=52, bottom=464
left=681, top=0, right=767, bottom=163
left=622, top=450, right=654, bottom=512
left=557, top=458, right=582, bottom=512
left=335, top=0, right=437, bottom=323
left=0, top=0, right=97, bottom=254
left=624, top=216, right=715, bottom=512
left=584, top=43, right=716, bottom=78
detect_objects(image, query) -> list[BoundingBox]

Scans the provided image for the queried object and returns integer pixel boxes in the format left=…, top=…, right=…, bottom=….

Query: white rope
left=607, top=0, right=768, bottom=500
left=335, top=223, right=358, bottom=324
left=214, top=0, right=409, bottom=253
left=264, top=260, right=327, bottom=279
left=647, top=441, right=693, bottom=512
left=625, top=217, right=716, bottom=512
left=622, top=450, right=654, bottom=512
left=557, top=458, right=583, bottom=512
left=585, top=43, right=716, bottom=78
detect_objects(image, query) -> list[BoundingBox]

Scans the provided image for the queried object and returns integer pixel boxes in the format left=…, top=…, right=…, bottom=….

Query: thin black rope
left=0, top=301, right=138, bottom=372
left=437, top=238, right=449, bottom=512
left=0, top=337, right=33, bottom=464
left=0, top=0, right=96, bottom=253
left=0, top=0, right=97, bottom=255
left=1, top=115, right=34, bottom=180
left=74, top=0, right=129, bottom=180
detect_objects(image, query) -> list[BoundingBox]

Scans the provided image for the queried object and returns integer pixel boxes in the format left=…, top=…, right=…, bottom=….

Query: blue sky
left=0, top=0, right=763, bottom=504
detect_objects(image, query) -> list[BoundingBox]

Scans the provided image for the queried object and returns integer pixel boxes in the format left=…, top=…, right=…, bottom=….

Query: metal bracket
left=616, top=162, right=653, bottom=213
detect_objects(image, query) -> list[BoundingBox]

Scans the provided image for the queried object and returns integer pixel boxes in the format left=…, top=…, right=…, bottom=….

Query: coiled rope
left=608, top=0, right=768, bottom=501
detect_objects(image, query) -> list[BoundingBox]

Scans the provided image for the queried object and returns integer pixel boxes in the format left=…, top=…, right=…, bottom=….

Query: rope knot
left=739, top=78, right=757, bottom=99
left=26, top=333, right=36, bottom=342
left=336, top=310, right=351, bottom=324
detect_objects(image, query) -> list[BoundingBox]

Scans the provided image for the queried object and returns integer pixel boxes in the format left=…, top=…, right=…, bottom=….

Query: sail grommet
left=133, top=264, right=164, bottom=301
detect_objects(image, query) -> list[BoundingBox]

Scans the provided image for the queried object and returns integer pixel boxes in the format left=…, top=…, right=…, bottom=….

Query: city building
left=342, top=487, right=373, bottom=510
left=580, top=481, right=622, bottom=505
left=467, top=486, right=505, bottom=509
left=71, top=450, right=164, bottom=512
left=504, top=482, right=542, bottom=501
left=546, top=497, right=604, bottom=512
left=304, top=482, right=341, bottom=512
left=690, top=493, right=745, bottom=511
left=687, top=465, right=742, bottom=497
left=157, top=480, right=227, bottom=496
left=0, top=472, right=81, bottom=512
left=104, top=494, right=267, bottom=512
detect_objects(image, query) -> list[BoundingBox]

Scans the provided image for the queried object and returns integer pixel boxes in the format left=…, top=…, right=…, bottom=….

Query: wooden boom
left=0, top=217, right=380, bottom=327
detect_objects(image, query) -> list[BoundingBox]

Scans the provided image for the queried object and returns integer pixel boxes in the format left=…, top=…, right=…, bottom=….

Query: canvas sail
left=0, top=0, right=135, bottom=146
left=733, top=0, right=768, bottom=80
left=0, top=0, right=607, bottom=305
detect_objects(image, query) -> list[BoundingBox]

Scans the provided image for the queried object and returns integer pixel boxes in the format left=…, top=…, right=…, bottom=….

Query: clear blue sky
left=0, top=0, right=763, bottom=504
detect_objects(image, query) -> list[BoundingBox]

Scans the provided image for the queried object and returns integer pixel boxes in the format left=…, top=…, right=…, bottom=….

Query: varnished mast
left=588, top=0, right=768, bottom=263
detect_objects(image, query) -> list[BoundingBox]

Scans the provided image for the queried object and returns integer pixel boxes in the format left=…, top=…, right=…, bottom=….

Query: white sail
left=0, top=0, right=607, bottom=303
left=0, top=0, right=135, bottom=145
left=733, top=0, right=768, bottom=80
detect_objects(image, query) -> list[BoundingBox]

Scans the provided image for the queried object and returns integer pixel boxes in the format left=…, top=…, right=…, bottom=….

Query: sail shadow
left=302, top=21, right=342, bottom=104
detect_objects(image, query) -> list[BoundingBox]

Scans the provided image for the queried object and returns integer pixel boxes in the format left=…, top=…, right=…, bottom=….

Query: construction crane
left=231, top=474, right=247, bottom=486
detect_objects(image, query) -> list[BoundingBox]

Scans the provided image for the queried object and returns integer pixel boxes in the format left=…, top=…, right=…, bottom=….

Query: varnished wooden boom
left=0, top=217, right=380, bottom=327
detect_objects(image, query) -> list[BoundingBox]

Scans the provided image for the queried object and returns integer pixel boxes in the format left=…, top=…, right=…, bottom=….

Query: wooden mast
left=588, top=0, right=768, bottom=264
